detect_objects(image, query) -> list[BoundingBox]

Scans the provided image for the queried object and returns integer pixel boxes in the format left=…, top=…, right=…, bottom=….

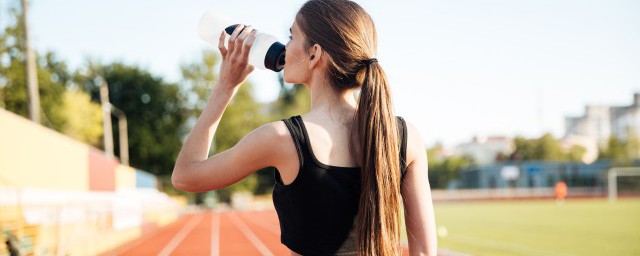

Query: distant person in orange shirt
left=555, top=181, right=568, bottom=205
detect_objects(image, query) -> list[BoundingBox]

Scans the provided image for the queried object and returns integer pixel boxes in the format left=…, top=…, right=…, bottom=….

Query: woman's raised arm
left=171, top=24, right=290, bottom=192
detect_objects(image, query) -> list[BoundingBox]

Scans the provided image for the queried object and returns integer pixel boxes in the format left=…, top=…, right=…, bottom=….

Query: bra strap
left=397, top=116, right=408, bottom=181
left=281, top=116, right=306, bottom=168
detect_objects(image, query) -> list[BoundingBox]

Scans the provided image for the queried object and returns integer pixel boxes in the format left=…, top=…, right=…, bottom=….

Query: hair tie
left=360, top=58, right=377, bottom=86
left=361, top=58, right=378, bottom=66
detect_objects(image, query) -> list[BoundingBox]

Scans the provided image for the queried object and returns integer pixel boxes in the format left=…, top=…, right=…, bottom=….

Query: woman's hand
left=217, top=24, right=257, bottom=92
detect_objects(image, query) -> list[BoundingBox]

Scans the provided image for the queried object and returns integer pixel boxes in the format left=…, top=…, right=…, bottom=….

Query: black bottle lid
left=265, top=42, right=286, bottom=72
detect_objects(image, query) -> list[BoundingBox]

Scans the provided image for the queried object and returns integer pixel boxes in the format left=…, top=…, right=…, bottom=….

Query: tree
left=75, top=62, right=189, bottom=176
left=509, top=133, right=586, bottom=162
left=53, top=89, right=103, bottom=146
left=536, top=133, right=564, bottom=161
left=1, top=6, right=63, bottom=129
left=180, top=50, right=218, bottom=120
left=426, top=144, right=473, bottom=188
left=0, top=5, right=102, bottom=146
left=599, top=130, right=640, bottom=166
left=566, top=145, right=587, bottom=162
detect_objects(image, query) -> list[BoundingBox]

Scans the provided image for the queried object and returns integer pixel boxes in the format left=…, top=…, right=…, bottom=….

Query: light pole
left=21, top=0, right=40, bottom=123
left=99, top=79, right=114, bottom=159
left=110, top=105, right=129, bottom=166
left=98, top=78, right=129, bottom=166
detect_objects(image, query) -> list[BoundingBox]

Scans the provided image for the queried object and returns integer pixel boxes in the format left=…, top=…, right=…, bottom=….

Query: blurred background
left=0, top=0, right=638, bottom=255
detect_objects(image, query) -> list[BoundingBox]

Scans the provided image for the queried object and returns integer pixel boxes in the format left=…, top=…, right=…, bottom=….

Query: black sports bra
left=272, top=115, right=408, bottom=255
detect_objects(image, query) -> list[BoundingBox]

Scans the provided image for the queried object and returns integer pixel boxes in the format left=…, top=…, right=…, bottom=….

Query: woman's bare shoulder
left=255, top=120, right=290, bottom=138
left=401, top=118, right=426, bottom=167
left=253, top=119, right=299, bottom=163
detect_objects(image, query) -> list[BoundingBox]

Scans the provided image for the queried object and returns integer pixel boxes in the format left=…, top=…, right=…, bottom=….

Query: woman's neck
left=307, top=76, right=357, bottom=122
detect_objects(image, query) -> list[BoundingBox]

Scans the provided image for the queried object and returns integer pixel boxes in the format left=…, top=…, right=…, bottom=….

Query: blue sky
left=2, top=0, right=639, bottom=147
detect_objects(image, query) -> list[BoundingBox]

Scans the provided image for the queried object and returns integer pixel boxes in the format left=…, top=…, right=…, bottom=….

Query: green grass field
left=401, top=198, right=640, bottom=256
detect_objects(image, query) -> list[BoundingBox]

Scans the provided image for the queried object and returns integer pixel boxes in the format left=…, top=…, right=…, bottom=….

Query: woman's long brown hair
left=297, top=0, right=403, bottom=255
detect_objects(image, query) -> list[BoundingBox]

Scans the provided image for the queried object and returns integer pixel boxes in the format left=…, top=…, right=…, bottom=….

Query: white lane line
left=157, top=213, right=204, bottom=256
left=210, top=211, right=220, bottom=256
left=227, top=212, right=274, bottom=256
left=110, top=224, right=164, bottom=255
left=239, top=212, right=280, bottom=236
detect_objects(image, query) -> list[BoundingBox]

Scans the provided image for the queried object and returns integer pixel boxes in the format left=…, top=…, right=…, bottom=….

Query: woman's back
left=298, top=114, right=360, bottom=169
left=273, top=115, right=408, bottom=255
left=277, top=112, right=358, bottom=185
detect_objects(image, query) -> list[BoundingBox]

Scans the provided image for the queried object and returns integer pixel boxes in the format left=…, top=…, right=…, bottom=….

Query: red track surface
left=105, top=209, right=410, bottom=256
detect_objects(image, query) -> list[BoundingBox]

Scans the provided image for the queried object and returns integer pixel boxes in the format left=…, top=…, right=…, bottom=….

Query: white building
left=565, top=105, right=611, bottom=146
left=565, top=92, right=640, bottom=147
left=610, top=93, right=640, bottom=140
left=452, top=136, right=514, bottom=165
left=559, top=135, right=599, bottom=164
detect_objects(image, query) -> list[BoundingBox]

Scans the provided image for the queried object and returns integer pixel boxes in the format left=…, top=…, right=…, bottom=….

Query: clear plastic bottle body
left=197, top=11, right=285, bottom=72
left=248, top=33, right=277, bottom=70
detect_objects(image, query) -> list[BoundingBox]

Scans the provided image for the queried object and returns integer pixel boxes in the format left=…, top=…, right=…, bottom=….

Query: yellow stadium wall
left=0, top=109, right=89, bottom=191
left=116, top=165, right=136, bottom=190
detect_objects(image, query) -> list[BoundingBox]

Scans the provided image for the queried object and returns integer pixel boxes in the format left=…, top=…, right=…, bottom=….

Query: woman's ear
left=308, top=44, right=323, bottom=69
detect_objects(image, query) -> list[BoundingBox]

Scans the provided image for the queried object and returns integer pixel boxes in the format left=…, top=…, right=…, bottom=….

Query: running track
left=103, top=209, right=412, bottom=255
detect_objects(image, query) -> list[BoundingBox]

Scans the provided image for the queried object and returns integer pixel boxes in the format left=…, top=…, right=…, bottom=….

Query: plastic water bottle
left=198, top=11, right=286, bottom=72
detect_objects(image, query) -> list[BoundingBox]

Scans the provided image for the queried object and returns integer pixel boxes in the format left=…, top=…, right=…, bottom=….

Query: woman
left=172, top=0, right=437, bottom=255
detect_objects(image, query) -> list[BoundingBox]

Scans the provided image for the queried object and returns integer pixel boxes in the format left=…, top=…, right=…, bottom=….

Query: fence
left=430, top=187, right=611, bottom=202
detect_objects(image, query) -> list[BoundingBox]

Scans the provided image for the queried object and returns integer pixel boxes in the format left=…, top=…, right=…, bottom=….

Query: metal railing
left=430, top=187, right=609, bottom=202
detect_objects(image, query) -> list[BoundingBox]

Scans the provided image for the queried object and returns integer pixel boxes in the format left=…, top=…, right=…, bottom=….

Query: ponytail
left=352, top=59, right=403, bottom=256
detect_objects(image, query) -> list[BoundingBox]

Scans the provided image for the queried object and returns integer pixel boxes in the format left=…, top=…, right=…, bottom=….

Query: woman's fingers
left=227, top=24, right=245, bottom=55
left=219, top=24, right=256, bottom=75
left=235, top=26, right=254, bottom=59
left=241, top=30, right=257, bottom=64
left=218, top=31, right=228, bottom=57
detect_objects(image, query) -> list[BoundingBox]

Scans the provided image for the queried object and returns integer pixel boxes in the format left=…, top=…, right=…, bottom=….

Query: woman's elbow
left=171, top=165, right=195, bottom=192
left=171, top=169, right=217, bottom=193
left=171, top=177, right=201, bottom=193
left=171, top=171, right=188, bottom=191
